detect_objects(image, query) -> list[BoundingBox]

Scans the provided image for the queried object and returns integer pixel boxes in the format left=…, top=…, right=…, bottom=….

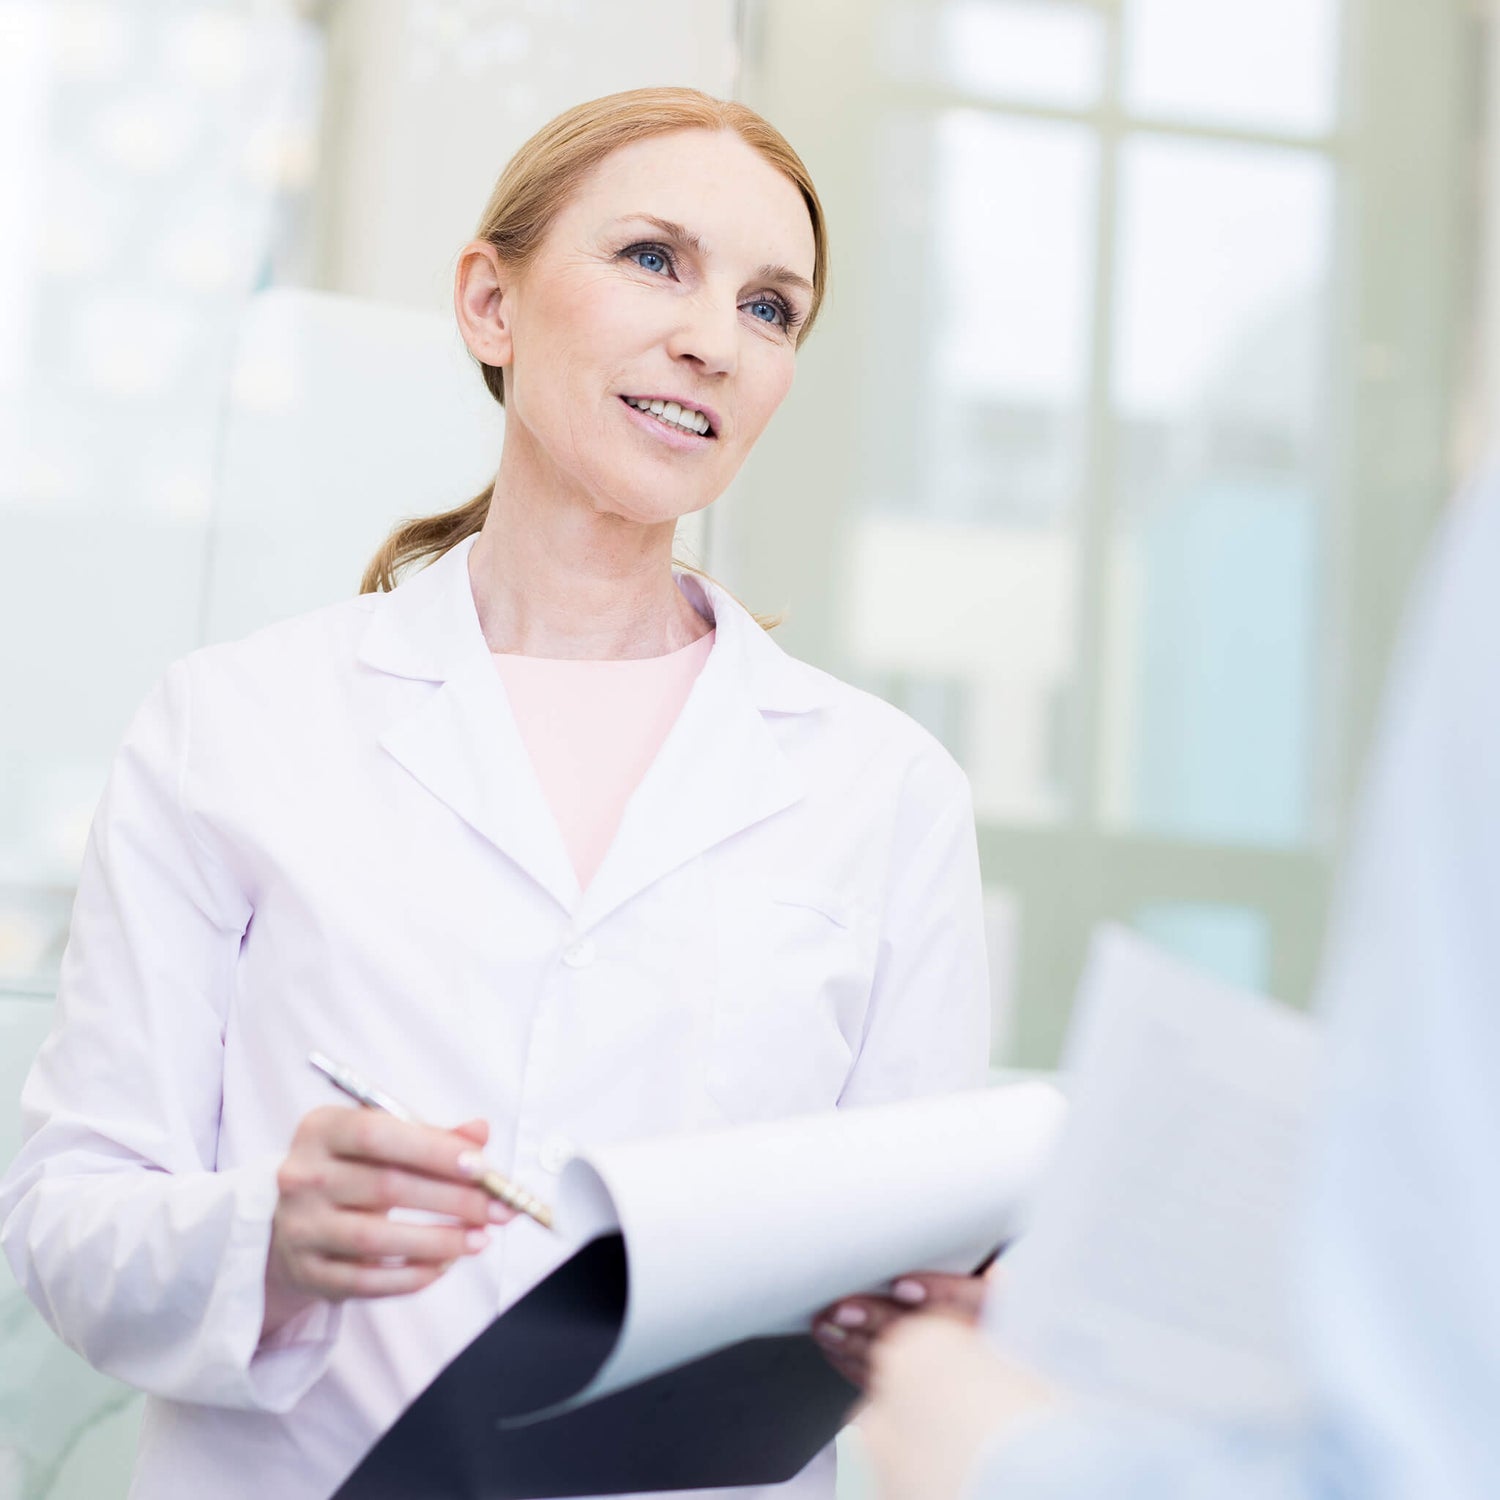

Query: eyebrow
left=618, top=213, right=815, bottom=299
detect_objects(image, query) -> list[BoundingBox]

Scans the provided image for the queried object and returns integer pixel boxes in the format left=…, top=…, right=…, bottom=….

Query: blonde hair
left=359, top=87, right=828, bottom=609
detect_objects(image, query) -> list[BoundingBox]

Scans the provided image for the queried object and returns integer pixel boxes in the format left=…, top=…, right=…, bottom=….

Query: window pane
left=0, top=7, right=324, bottom=992
left=1124, top=0, right=1342, bottom=137
left=877, top=110, right=1098, bottom=522
left=1132, top=903, right=1271, bottom=994
left=848, top=111, right=1097, bottom=823
left=1101, top=137, right=1333, bottom=847
left=882, top=0, right=1106, bottom=111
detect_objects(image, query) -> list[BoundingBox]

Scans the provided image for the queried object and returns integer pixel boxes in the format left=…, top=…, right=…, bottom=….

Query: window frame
left=727, top=0, right=1478, bottom=1063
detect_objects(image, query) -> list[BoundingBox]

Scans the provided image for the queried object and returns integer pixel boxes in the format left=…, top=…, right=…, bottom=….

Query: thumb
left=452, top=1117, right=490, bottom=1147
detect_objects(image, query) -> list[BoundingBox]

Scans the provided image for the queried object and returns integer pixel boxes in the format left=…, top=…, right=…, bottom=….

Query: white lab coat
left=0, top=535, right=990, bottom=1500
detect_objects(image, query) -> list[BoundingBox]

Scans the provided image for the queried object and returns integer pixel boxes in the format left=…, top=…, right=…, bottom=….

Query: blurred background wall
left=0, top=1, right=1489, bottom=1490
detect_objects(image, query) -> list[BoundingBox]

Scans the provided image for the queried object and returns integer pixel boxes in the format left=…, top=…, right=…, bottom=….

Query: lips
left=619, top=393, right=720, bottom=439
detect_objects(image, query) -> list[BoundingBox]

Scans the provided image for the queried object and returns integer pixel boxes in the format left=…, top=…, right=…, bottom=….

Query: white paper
left=991, top=926, right=1321, bottom=1421
left=542, top=1082, right=1068, bottom=1412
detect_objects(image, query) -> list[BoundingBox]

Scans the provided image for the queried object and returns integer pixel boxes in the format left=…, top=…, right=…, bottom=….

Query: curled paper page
left=532, top=1080, right=1068, bottom=1417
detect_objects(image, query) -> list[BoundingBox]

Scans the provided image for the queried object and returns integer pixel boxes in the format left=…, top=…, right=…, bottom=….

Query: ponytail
left=358, top=485, right=492, bottom=595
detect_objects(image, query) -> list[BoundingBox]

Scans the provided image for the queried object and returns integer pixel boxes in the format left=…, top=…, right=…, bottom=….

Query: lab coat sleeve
left=959, top=1410, right=1316, bottom=1500
left=838, top=745, right=991, bottom=1107
left=0, top=656, right=340, bottom=1411
left=1291, top=474, right=1500, bottom=1498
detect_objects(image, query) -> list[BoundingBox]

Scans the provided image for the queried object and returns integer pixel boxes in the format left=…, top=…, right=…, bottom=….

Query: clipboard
left=333, top=1083, right=1066, bottom=1499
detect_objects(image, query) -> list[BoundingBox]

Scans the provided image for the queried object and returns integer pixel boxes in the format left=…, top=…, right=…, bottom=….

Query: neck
left=467, top=427, right=710, bottom=660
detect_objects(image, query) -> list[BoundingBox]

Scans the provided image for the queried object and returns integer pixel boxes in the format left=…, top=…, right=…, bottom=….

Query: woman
left=0, top=89, right=989, bottom=1500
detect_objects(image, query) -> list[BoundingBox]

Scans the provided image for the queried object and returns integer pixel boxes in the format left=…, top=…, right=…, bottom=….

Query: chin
left=617, top=502, right=708, bottom=528
left=597, top=479, right=718, bottom=528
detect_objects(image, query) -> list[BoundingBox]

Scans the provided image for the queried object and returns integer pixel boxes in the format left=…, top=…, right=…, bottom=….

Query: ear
left=454, top=240, right=513, bottom=370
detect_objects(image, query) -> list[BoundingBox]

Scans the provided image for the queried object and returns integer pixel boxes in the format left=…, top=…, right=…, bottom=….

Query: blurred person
left=0, top=88, right=991, bottom=1500
left=858, top=470, right=1500, bottom=1500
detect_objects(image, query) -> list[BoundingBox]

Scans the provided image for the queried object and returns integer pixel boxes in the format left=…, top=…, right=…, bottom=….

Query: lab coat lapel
left=576, top=573, right=831, bottom=931
left=359, top=537, right=580, bottom=912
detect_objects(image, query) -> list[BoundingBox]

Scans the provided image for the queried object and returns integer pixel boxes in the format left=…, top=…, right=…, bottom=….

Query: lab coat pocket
left=706, top=881, right=871, bottom=1123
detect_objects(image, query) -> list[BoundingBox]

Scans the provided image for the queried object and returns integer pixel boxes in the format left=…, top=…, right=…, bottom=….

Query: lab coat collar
left=358, top=535, right=832, bottom=921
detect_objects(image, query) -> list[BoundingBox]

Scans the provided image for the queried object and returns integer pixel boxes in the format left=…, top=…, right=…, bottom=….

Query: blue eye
left=747, top=299, right=784, bottom=326
left=630, top=246, right=670, bottom=275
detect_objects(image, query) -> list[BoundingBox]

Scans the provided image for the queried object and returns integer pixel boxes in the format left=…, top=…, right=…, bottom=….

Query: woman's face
left=460, top=128, right=817, bottom=528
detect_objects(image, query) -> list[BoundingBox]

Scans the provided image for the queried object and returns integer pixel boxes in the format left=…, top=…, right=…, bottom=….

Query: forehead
left=560, top=128, right=816, bottom=280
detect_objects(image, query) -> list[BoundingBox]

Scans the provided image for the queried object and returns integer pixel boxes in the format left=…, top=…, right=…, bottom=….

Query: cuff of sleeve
left=959, top=1404, right=1293, bottom=1500
left=214, top=1157, right=343, bottom=1413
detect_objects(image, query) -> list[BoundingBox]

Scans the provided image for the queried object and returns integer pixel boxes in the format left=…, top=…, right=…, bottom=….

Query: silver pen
left=307, top=1051, right=555, bottom=1231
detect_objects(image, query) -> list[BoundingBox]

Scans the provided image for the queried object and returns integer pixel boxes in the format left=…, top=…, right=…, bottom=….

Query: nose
left=665, top=287, right=738, bottom=379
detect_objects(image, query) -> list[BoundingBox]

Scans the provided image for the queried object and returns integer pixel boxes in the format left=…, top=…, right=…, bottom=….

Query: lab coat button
left=538, top=1136, right=577, bottom=1174
left=561, top=937, right=596, bottom=969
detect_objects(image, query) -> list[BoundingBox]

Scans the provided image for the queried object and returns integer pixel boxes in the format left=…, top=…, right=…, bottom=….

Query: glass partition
left=1102, top=135, right=1334, bottom=847
left=737, top=0, right=1476, bottom=1061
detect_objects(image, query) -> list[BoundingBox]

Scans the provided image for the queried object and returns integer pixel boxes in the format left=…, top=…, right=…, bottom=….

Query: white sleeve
left=0, top=657, right=339, bottom=1411
left=1291, top=476, right=1500, bottom=1497
left=961, top=1410, right=1315, bottom=1500
left=838, top=746, right=992, bottom=1108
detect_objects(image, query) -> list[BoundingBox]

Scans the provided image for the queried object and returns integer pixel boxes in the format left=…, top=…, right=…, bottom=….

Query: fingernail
left=892, top=1279, right=927, bottom=1305
left=457, top=1151, right=484, bottom=1179
left=465, top=1228, right=490, bottom=1252
left=488, top=1202, right=512, bottom=1224
left=815, top=1322, right=846, bottom=1344
left=833, top=1304, right=867, bottom=1328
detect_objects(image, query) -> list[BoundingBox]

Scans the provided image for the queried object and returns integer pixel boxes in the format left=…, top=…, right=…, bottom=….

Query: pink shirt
left=492, top=630, right=716, bottom=891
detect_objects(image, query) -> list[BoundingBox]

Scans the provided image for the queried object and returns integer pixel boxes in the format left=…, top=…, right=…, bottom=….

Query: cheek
left=516, top=279, right=641, bottom=403
left=738, top=350, right=797, bottom=441
left=564, top=277, right=656, bottom=365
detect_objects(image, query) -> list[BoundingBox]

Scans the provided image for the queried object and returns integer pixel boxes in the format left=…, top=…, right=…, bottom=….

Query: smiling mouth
left=620, top=395, right=717, bottom=439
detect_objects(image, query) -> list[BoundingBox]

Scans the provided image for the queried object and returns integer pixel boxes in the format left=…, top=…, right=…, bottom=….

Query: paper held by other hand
left=335, top=1082, right=1067, bottom=1500
left=990, top=925, right=1322, bottom=1423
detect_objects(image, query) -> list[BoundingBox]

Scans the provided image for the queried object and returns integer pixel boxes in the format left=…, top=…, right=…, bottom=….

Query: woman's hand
left=262, top=1107, right=516, bottom=1337
left=860, top=1315, right=1057, bottom=1500
left=812, top=1270, right=990, bottom=1390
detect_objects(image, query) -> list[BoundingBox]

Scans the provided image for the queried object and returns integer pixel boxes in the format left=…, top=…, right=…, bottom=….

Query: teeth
left=625, top=396, right=711, bottom=436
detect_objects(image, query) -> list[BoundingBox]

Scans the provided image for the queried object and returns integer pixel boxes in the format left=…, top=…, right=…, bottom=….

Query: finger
left=327, top=1163, right=496, bottom=1227
left=811, top=1325, right=870, bottom=1389
left=818, top=1296, right=907, bottom=1343
left=452, top=1118, right=490, bottom=1147
left=315, top=1210, right=490, bottom=1265
left=308, top=1255, right=457, bottom=1300
left=813, top=1308, right=891, bottom=1389
left=888, top=1271, right=989, bottom=1324
left=323, top=1110, right=493, bottom=1185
